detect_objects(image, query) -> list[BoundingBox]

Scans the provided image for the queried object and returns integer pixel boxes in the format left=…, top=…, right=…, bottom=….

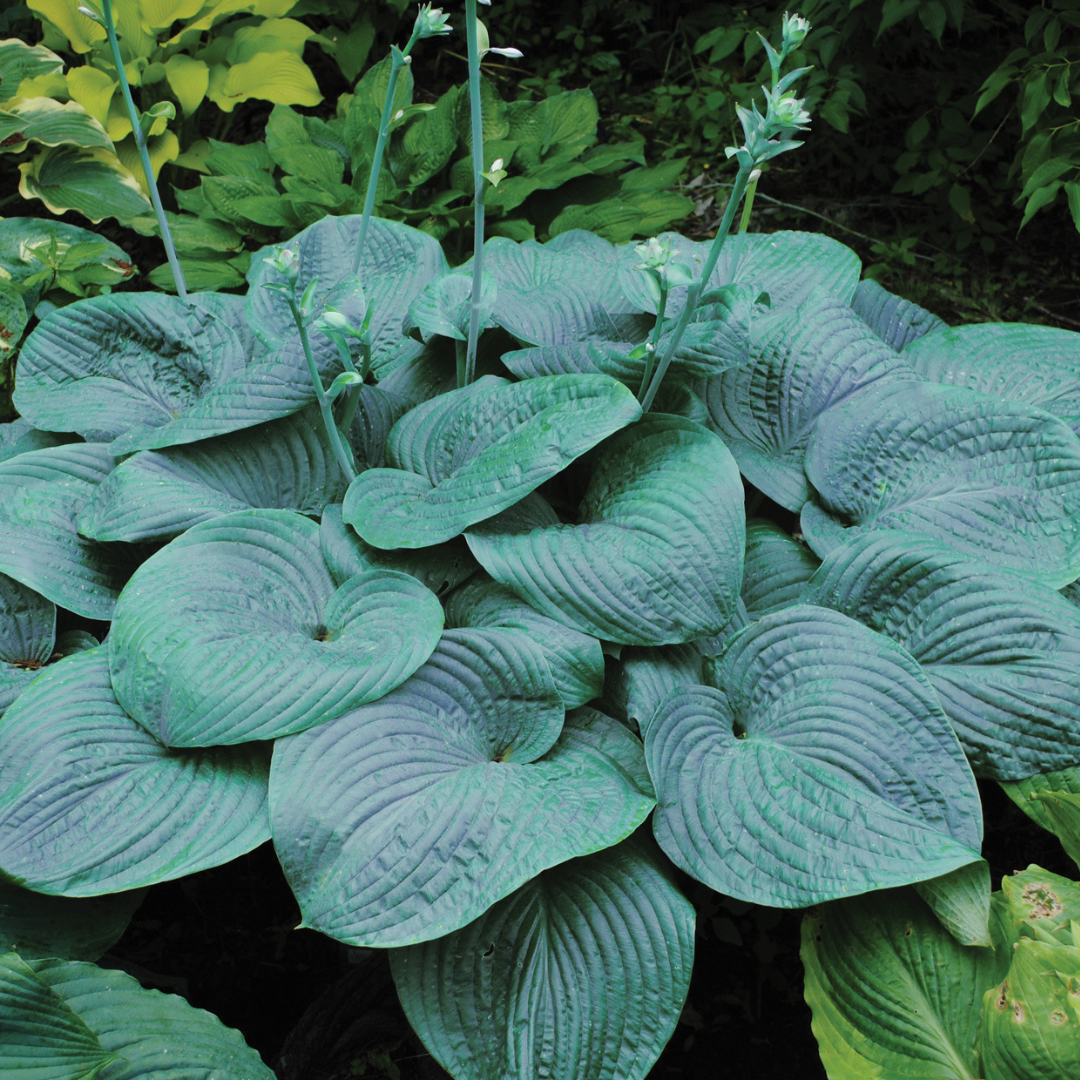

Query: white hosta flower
left=782, top=11, right=811, bottom=50
left=414, top=4, right=452, bottom=39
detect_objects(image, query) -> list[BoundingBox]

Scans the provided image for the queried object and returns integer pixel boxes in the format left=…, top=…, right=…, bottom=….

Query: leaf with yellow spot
left=206, top=51, right=320, bottom=112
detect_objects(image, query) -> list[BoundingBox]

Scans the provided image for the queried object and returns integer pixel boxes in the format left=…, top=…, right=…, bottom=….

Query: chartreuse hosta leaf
left=646, top=606, right=983, bottom=907
left=0, top=572, right=54, bottom=716
left=849, top=277, right=947, bottom=352
left=78, top=405, right=352, bottom=543
left=1001, top=768, right=1080, bottom=869
left=701, top=289, right=919, bottom=511
left=0, top=649, right=270, bottom=896
left=801, top=530, right=1080, bottom=780
left=343, top=374, right=641, bottom=549
left=0, top=953, right=275, bottom=1079
left=246, top=215, right=447, bottom=375
left=0, top=444, right=130, bottom=620
left=445, top=573, right=604, bottom=709
left=320, top=504, right=475, bottom=597
left=803, top=380, right=1080, bottom=585
left=270, top=630, right=655, bottom=947
left=14, top=293, right=248, bottom=445
left=801, top=886, right=1008, bottom=1080
left=902, top=321, right=1080, bottom=433
left=391, top=833, right=693, bottom=1080
left=110, top=510, right=443, bottom=747
left=0, top=878, right=144, bottom=962
left=741, top=518, right=820, bottom=617
left=468, top=414, right=745, bottom=645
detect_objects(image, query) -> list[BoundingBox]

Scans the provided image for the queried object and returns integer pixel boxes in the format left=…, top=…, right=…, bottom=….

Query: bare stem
left=463, top=0, right=485, bottom=387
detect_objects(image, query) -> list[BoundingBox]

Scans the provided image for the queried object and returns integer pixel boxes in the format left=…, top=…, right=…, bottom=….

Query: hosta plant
left=5, top=8, right=1080, bottom=1080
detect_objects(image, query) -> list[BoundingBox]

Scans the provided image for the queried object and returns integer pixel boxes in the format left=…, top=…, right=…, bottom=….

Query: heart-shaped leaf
left=802, top=887, right=1008, bottom=1080
left=741, top=518, right=820, bottom=617
left=14, top=293, right=248, bottom=443
left=78, top=405, right=351, bottom=543
left=391, top=833, right=694, bottom=1080
left=445, top=573, right=604, bottom=709
left=849, top=277, right=947, bottom=352
left=246, top=214, right=447, bottom=376
left=0, top=572, right=54, bottom=716
left=467, top=414, right=745, bottom=644
left=0, top=954, right=275, bottom=1079
left=270, top=630, right=655, bottom=946
left=803, top=380, right=1080, bottom=587
left=320, top=503, right=475, bottom=596
left=109, top=510, right=444, bottom=747
left=646, top=605, right=983, bottom=906
left=801, top=530, right=1080, bottom=780
left=0, top=649, right=271, bottom=896
left=0, top=879, right=144, bottom=963
left=902, top=321, right=1080, bottom=433
left=0, top=444, right=130, bottom=620
left=343, top=374, right=642, bottom=549
left=701, top=289, right=919, bottom=511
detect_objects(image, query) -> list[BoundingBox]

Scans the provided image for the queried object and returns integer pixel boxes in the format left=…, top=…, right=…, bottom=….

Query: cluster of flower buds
left=413, top=3, right=452, bottom=40
left=725, top=11, right=812, bottom=171
left=633, top=236, right=698, bottom=305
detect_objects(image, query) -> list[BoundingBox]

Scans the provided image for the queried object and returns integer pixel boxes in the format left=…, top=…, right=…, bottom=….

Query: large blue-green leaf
left=617, top=231, right=861, bottom=317
left=849, top=277, right=947, bottom=352
left=246, top=215, right=447, bottom=376
left=603, top=643, right=707, bottom=737
left=0, top=649, right=270, bottom=896
left=801, top=530, right=1080, bottom=780
left=406, top=269, right=497, bottom=342
left=501, top=284, right=755, bottom=387
left=13, top=293, right=248, bottom=443
left=0, top=572, right=54, bottom=716
left=391, top=833, right=693, bottom=1080
left=1, top=954, right=275, bottom=1079
left=646, top=605, right=983, bottom=907
left=479, top=235, right=637, bottom=346
left=109, top=510, right=444, bottom=747
left=803, top=380, right=1080, bottom=587
left=0, top=880, right=144, bottom=963
left=343, top=374, right=642, bottom=549
left=445, top=573, right=604, bottom=709
left=0, top=444, right=129, bottom=620
left=320, top=503, right=475, bottom=595
left=701, top=289, right=919, bottom=510
left=801, top=887, right=1007, bottom=1080
left=902, top=322, right=1080, bottom=433
left=77, top=405, right=351, bottom=543
left=0, top=419, right=72, bottom=464
left=270, top=630, right=655, bottom=946
left=467, top=415, right=745, bottom=644
left=741, top=518, right=820, bottom=617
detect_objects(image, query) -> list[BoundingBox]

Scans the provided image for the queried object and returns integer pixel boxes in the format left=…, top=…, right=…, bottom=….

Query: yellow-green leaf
left=206, top=51, right=321, bottom=112
left=137, top=0, right=205, bottom=32
left=28, top=0, right=106, bottom=53
left=18, top=144, right=151, bottom=223
left=115, top=129, right=179, bottom=193
left=164, top=53, right=208, bottom=115
left=227, top=17, right=313, bottom=63
left=66, top=66, right=116, bottom=130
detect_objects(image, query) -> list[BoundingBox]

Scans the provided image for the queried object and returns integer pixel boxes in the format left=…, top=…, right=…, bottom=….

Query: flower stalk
left=462, top=0, right=485, bottom=387
left=91, top=0, right=187, bottom=300
left=353, top=5, right=451, bottom=276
